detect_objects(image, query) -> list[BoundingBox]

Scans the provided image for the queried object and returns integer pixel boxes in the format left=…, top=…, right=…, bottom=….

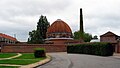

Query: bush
left=34, top=48, right=46, bottom=58
left=67, top=42, right=114, bottom=56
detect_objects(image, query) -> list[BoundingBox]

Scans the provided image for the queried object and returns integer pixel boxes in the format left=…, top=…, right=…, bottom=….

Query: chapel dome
left=46, top=19, right=73, bottom=38
left=47, top=19, right=72, bottom=33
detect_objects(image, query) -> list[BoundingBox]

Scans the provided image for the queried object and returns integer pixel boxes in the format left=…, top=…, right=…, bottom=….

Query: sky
left=0, top=0, right=120, bottom=42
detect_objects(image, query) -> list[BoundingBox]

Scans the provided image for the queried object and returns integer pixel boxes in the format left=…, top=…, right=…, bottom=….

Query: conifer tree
left=28, top=15, right=49, bottom=44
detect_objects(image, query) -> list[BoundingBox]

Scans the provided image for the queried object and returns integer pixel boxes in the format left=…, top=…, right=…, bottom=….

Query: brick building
left=0, top=33, right=17, bottom=44
left=0, top=33, right=18, bottom=52
left=45, top=19, right=79, bottom=44
left=100, top=31, right=120, bottom=53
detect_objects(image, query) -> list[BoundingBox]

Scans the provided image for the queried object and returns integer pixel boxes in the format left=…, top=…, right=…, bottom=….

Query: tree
left=74, top=31, right=92, bottom=42
left=93, top=35, right=98, bottom=39
left=83, top=33, right=92, bottom=42
left=28, top=30, right=38, bottom=44
left=28, top=15, right=50, bottom=44
left=37, top=15, right=50, bottom=39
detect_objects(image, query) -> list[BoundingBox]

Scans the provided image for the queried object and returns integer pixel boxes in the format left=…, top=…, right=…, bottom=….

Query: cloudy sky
left=0, top=0, right=120, bottom=42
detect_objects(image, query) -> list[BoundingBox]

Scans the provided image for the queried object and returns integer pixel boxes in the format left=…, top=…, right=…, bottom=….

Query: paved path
left=37, top=53, right=120, bottom=68
left=0, top=64, right=22, bottom=66
left=37, top=53, right=71, bottom=68
left=68, top=54, right=120, bottom=68
left=0, top=53, right=22, bottom=60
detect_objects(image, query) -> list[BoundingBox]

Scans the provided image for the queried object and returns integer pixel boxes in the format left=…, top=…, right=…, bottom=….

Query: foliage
left=34, top=48, right=46, bottom=58
left=93, top=35, right=98, bottom=39
left=37, top=16, right=50, bottom=39
left=28, top=15, right=50, bottom=44
left=0, top=53, right=17, bottom=58
left=0, top=53, right=45, bottom=65
left=35, top=48, right=45, bottom=50
left=67, top=42, right=114, bottom=56
left=74, top=31, right=92, bottom=42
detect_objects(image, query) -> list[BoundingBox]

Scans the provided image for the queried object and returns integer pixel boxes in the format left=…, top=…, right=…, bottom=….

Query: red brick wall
left=100, top=33, right=120, bottom=53
left=115, top=41, right=120, bottom=53
left=100, top=36, right=117, bottom=43
left=1, top=44, right=67, bottom=53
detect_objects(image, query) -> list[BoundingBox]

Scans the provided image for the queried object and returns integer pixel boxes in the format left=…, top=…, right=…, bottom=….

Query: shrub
left=34, top=48, right=46, bottom=58
left=67, top=42, right=114, bottom=56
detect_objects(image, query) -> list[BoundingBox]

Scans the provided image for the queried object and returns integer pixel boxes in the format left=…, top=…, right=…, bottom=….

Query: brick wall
left=115, top=41, right=120, bottom=53
left=100, top=31, right=117, bottom=43
left=1, top=44, right=67, bottom=53
left=100, top=36, right=117, bottom=43
left=100, top=31, right=120, bottom=53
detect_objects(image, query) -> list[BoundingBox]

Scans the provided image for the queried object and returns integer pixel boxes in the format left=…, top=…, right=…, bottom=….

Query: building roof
left=47, top=19, right=72, bottom=33
left=100, top=31, right=118, bottom=37
left=0, top=33, right=17, bottom=41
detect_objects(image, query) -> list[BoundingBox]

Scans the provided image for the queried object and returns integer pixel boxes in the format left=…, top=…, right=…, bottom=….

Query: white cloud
left=0, top=0, right=120, bottom=41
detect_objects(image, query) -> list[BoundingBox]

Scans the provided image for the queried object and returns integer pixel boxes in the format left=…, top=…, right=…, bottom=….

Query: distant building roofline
left=100, top=31, right=118, bottom=37
left=0, top=33, right=17, bottom=41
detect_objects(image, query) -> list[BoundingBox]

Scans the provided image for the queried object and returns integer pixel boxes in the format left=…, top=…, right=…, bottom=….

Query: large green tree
left=74, top=31, right=92, bottom=42
left=28, top=15, right=49, bottom=44
left=37, top=15, right=50, bottom=39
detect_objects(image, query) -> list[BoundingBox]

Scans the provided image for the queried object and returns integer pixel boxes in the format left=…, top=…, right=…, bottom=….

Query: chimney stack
left=80, top=8, right=84, bottom=33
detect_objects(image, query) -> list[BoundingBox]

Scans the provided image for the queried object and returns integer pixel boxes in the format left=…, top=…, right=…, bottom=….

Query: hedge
left=67, top=42, right=114, bottom=56
left=34, top=48, right=46, bottom=58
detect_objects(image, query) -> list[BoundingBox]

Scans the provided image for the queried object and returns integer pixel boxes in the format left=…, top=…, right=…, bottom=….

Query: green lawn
left=15, top=53, right=38, bottom=59
left=0, top=53, right=46, bottom=65
left=0, top=53, right=17, bottom=58
left=0, top=66, right=18, bottom=68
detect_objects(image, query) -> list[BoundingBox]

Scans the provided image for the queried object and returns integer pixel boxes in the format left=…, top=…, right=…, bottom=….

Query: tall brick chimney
left=80, top=8, right=84, bottom=33
left=79, top=8, right=84, bottom=42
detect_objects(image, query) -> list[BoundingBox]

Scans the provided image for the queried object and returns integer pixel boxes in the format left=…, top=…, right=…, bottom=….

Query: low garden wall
left=1, top=44, right=67, bottom=53
left=1, top=42, right=120, bottom=54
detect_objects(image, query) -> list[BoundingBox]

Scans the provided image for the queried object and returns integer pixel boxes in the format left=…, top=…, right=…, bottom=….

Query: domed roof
left=47, top=19, right=72, bottom=33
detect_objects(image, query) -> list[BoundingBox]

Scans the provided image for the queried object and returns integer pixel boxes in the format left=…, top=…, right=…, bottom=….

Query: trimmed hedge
left=34, top=48, right=46, bottom=58
left=67, top=42, right=114, bottom=56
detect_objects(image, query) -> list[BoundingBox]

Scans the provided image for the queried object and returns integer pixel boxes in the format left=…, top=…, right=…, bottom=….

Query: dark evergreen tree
left=37, top=15, right=50, bottom=39
left=28, top=15, right=49, bottom=44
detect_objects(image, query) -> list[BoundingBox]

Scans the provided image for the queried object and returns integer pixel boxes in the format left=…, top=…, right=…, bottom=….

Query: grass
left=0, top=59, right=43, bottom=65
left=0, top=66, right=18, bottom=68
left=0, top=53, right=17, bottom=58
left=0, top=53, right=46, bottom=65
left=15, top=53, right=38, bottom=59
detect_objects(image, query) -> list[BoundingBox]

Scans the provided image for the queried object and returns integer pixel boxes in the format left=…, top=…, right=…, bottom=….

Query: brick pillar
left=118, top=41, right=120, bottom=53
left=116, top=41, right=120, bottom=53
